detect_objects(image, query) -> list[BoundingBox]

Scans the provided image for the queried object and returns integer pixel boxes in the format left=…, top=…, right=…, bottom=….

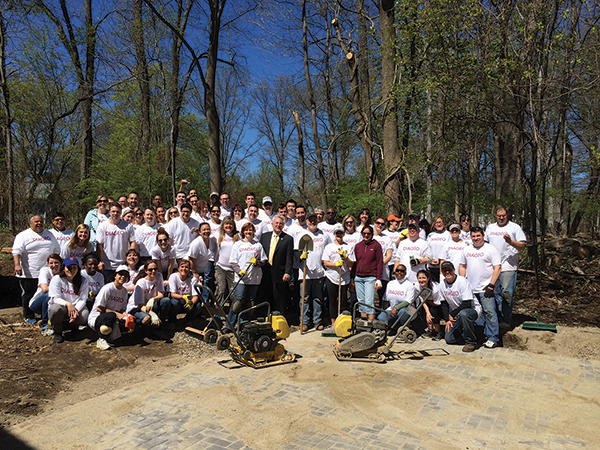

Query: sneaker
left=40, top=326, right=48, bottom=336
left=46, top=328, right=54, bottom=336
left=96, top=338, right=110, bottom=350
left=462, top=343, right=477, bottom=352
left=483, top=340, right=498, bottom=349
left=432, top=331, right=444, bottom=341
left=25, top=318, right=37, bottom=324
left=53, top=333, right=64, bottom=343
left=421, top=330, right=435, bottom=339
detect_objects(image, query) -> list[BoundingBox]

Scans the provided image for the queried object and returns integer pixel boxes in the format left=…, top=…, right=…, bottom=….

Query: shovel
left=522, top=311, right=557, bottom=333
left=298, top=234, right=313, bottom=334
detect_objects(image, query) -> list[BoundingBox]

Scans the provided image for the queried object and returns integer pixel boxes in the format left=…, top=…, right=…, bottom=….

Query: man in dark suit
left=259, top=215, right=294, bottom=320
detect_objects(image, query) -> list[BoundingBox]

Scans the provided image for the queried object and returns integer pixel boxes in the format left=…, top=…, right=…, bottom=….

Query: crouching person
left=128, top=261, right=169, bottom=328
left=167, top=259, right=199, bottom=321
left=377, top=264, right=416, bottom=335
left=88, top=265, right=133, bottom=350
left=439, top=261, right=481, bottom=352
left=48, top=257, right=90, bottom=343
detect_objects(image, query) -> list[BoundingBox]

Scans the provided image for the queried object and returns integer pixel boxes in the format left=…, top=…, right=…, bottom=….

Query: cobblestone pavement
left=8, top=330, right=600, bottom=449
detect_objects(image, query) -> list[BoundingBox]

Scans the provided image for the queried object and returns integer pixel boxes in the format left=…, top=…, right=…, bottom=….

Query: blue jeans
left=30, top=293, right=50, bottom=327
left=495, top=270, right=517, bottom=326
left=355, top=276, right=376, bottom=315
left=377, top=307, right=408, bottom=330
left=299, top=278, right=324, bottom=325
left=203, top=261, right=216, bottom=302
left=476, top=292, right=499, bottom=344
left=445, top=308, right=478, bottom=345
left=228, top=284, right=260, bottom=330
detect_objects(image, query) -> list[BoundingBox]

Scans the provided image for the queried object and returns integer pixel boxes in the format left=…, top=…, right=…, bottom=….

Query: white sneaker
left=483, top=340, right=498, bottom=349
left=96, top=338, right=110, bottom=350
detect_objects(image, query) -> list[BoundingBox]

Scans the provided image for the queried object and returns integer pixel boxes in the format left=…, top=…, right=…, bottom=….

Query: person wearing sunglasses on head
left=85, top=195, right=111, bottom=248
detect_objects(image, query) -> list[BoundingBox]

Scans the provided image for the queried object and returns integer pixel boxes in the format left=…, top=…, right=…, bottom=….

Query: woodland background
left=1, top=0, right=600, bottom=271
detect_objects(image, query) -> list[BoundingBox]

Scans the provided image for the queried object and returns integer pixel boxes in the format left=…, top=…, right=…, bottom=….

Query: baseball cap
left=115, top=264, right=129, bottom=274
left=387, top=214, right=402, bottom=222
left=262, top=196, right=273, bottom=205
left=333, top=223, right=344, bottom=234
left=407, top=223, right=418, bottom=230
left=441, top=261, right=455, bottom=270
left=210, top=192, right=219, bottom=198
left=449, top=223, right=460, bottom=232
left=307, top=212, right=318, bottom=220
left=63, top=256, right=79, bottom=267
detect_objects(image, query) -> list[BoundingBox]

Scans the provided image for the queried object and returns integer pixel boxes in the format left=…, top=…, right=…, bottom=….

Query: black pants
left=20, top=278, right=38, bottom=319
left=325, top=278, right=349, bottom=321
left=95, top=312, right=118, bottom=339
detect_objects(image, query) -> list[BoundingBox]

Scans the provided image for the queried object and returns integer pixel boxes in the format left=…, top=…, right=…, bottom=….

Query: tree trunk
left=292, top=110, right=308, bottom=205
left=302, top=0, right=327, bottom=208
left=133, top=0, right=152, bottom=196
left=80, top=0, right=95, bottom=185
left=206, top=0, right=225, bottom=194
left=0, top=10, right=14, bottom=233
left=379, top=0, right=401, bottom=215
left=323, top=11, right=338, bottom=189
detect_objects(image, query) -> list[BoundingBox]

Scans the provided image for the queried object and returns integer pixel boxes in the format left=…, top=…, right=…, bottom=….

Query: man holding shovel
left=322, top=224, right=354, bottom=327
left=298, top=212, right=332, bottom=332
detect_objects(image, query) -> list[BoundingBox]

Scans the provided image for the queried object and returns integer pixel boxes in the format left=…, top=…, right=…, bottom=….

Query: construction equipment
left=333, top=288, right=435, bottom=363
left=185, top=284, right=230, bottom=349
left=522, top=311, right=557, bottom=332
left=193, top=284, right=297, bottom=368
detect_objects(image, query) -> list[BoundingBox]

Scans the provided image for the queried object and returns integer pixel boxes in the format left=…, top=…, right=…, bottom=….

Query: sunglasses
left=158, top=238, right=168, bottom=243
left=97, top=200, right=108, bottom=203
left=362, top=232, right=372, bottom=236
left=146, top=267, right=157, bottom=272
left=211, top=210, right=220, bottom=214
left=135, top=213, right=143, bottom=216
left=375, top=221, right=385, bottom=225
left=395, top=269, right=406, bottom=273
left=169, top=212, right=178, bottom=215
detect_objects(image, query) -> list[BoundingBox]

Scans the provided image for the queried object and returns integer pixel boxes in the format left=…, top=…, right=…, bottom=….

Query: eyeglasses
left=158, top=238, right=168, bottom=243
left=326, top=211, right=335, bottom=215
left=345, top=221, right=354, bottom=225
left=362, top=232, right=372, bottom=236
left=146, top=267, right=157, bottom=272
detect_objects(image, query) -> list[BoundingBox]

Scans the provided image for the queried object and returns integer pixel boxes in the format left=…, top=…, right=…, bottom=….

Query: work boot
left=432, top=331, right=444, bottom=341
left=462, top=343, right=476, bottom=352
left=301, top=324, right=309, bottom=332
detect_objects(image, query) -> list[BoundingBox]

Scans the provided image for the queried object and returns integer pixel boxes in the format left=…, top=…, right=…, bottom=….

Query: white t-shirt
left=282, top=218, right=294, bottom=233
left=229, top=240, right=267, bottom=285
left=235, top=218, right=249, bottom=232
left=439, top=275, right=481, bottom=317
left=135, top=224, right=159, bottom=257
left=322, top=242, right=355, bottom=285
left=88, top=282, right=129, bottom=340
left=208, top=220, right=222, bottom=238
left=439, top=240, right=468, bottom=272
left=296, top=229, right=332, bottom=279
left=96, top=220, right=135, bottom=270
left=216, top=234, right=237, bottom=270
left=258, top=211, right=274, bottom=228
left=415, top=282, right=441, bottom=305
left=60, top=241, right=92, bottom=260
left=220, top=206, right=232, bottom=220
left=394, top=238, right=432, bottom=283
left=373, top=234, right=394, bottom=281
left=82, top=270, right=105, bottom=298
left=12, top=229, right=60, bottom=278
left=459, top=243, right=501, bottom=293
left=129, top=273, right=165, bottom=312
left=459, top=230, right=472, bottom=245
left=164, top=217, right=200, bottom=259
left=485, top=221, right=526, bottom=271
left=48, top=275, right=89, bottom=312
left=383, top=229, right=402, bottom=247
left=343, top=231, right=362, bottom=251
left=49, top=228, right=74, bottom=248
left=29, top=266, right=55, bottom=307
left=150, top=244, right=177, bottom=275
left=187, top=236, right=218, bottom=272
left=168, top=272, right=198, bottom=296
left=427, top=230, right=452, bottom=260
left=318, top=222, right=340, bottom=238
left=384, top=278, right=416, bottom=310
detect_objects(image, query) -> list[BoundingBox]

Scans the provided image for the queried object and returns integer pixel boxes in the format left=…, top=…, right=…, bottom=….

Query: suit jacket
left=260, top=231, right=293, bottom=283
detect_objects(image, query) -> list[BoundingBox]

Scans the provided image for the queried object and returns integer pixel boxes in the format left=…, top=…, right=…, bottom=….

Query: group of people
left=12, top=186, right=526, bottom=353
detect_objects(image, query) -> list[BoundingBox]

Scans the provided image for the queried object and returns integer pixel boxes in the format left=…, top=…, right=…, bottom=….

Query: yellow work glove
left=335, top=259, right=344, bottom=267
left=239, top=270, right=247, bottom=277
left=400, top=229, right=409, bottom=240
left=182, top=294, right=194, bottom=311
left=338, top=248, right=347, bottom=258
left=250, top=256, right=257, bottom=266
left=300, top=251, right=308, bottom=260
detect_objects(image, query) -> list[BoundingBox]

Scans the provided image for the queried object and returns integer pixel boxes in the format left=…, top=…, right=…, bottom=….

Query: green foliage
left=333, top=171, right=385, bottom=219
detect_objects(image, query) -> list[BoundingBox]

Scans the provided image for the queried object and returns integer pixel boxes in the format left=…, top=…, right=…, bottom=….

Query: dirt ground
left=2, top=230, right=600, bottom=431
